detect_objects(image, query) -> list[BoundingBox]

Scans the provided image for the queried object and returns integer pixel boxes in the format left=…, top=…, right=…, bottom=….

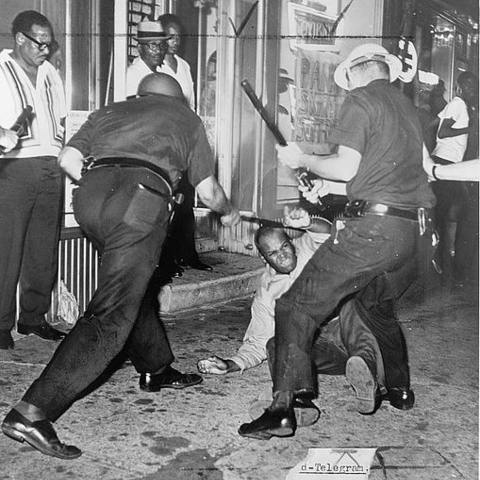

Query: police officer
left=2, top=73, right=240, bottom=459
left=239, top=44, right=436, bottom=439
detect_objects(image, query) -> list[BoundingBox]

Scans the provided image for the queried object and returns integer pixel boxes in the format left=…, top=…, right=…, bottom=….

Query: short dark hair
left=254, top=226, right=290, bottom=252
left=12, top=10, right=53, bottom=37
left=157, top=13, right=183, bottom=32
left=457, top=71, right=478, bottom=89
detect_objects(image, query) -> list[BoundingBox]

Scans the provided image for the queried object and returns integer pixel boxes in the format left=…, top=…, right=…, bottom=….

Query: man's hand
left=282, top=205, right=311, bottom=229
left=275, top=142, right=306, bottom=169
left=0, top=127, right=19, bottom=154
left=299, top=178, right=330, bottom=204
left=220, top=207, right=240, bottom=227
left=197, top=355, right=231, bottom=375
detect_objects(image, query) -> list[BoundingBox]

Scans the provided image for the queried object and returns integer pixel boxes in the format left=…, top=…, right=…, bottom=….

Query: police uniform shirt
left=329, top=79, right=436, bottom=209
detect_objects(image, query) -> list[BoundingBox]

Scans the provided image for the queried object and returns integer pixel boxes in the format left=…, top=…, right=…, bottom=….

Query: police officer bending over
left=2, top=73, right=240, bottom=460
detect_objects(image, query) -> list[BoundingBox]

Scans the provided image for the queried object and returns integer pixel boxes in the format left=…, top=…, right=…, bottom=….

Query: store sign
left=288, top=2, right=340, bottom=51
left=293, top=49, right=344, bottom=151
left=397, top=38, right=418, bottom=83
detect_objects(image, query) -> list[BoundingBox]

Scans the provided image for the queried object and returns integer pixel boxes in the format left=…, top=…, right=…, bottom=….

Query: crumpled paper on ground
left=57, top=280, right=79, bottom=325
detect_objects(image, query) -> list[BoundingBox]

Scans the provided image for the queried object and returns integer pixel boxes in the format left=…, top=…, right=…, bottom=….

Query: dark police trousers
left=23, top=165, right=174, bottom=421
left=273, top=212, right=435, bottom=395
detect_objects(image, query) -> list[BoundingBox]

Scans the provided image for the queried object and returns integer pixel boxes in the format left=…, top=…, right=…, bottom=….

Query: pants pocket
left=123, top=183, right=171, bottom=230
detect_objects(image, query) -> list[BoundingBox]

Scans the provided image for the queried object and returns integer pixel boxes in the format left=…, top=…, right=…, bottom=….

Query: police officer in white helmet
left=239, top=43, right=436, bottom=439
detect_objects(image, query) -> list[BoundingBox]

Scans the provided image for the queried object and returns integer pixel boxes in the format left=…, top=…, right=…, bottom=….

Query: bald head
left=137, top=73, right=184, bottom=100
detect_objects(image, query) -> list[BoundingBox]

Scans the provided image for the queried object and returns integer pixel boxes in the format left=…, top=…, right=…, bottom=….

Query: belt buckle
left=346, top=200, right=367, bottom=217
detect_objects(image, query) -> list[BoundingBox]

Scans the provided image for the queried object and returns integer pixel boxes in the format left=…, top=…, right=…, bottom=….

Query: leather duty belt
left=86, top=157, right=173, bottom=195
left=344, top=200, right=422, bottom=222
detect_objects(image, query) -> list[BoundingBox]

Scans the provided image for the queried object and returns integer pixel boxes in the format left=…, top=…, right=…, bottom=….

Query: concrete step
left=158, top=250, right=264, bottom=313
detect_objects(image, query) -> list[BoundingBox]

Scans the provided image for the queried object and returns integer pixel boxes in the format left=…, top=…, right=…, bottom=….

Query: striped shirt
left=0, top=49, right=66, bottom=158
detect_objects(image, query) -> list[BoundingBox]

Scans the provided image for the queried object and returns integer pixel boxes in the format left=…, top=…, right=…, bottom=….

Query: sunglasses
left=21, top=32, right=53, bottom=52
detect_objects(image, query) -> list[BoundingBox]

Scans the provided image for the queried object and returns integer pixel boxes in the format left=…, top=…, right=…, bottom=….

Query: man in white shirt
left=0, top=10, right=66, bottom=349
left=157, top=14, right=195, bottom=111
left=198, top=206, right=386, bottom=423
left=125, top=21, right=170, bottom=99
left=431, top=71, right=479, bottom=280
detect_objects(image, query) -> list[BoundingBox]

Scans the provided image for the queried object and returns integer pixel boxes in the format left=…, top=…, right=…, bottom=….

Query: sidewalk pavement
left=0, top=252, right=478, bottom=480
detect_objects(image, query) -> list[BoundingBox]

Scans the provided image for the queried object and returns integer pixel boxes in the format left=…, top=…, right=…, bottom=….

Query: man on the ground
left=198, top=206, right=387, bottom=424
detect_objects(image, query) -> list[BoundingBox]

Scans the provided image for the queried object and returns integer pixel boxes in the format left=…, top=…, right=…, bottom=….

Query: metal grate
left=56, top=235, right=100, bottom=316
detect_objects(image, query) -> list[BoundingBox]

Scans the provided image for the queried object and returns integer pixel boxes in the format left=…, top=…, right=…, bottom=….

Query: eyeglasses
left=21, top=32, right=53, bottom=52
left=144, top=42, right=167, bottom=52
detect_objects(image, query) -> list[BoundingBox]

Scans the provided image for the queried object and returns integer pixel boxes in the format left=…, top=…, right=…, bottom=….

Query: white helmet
left=334, top=43, right=403, bottom=91
left=137, top=73, right=184, bottom=100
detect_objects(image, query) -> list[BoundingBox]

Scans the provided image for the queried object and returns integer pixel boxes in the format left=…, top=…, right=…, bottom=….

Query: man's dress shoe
left=238, top=408, right=296, bottom=440
left=383, top=387, right=415, bottom=410
left=179, top=258, right=213, bottom=271
left=17, top=322, right=66, bottom=341
left=249, top=397, right=320, bottom=427
left=188, top=260, right=213, bottom=271
left=0, top=330, right=14, bottom=349
left=345, top=356, right=380, bottom=414
left=171, top=264, right=184, bottom=278
left=2, top=409, right=82, bottom=460
left=140, top=365, right=203, bottom=391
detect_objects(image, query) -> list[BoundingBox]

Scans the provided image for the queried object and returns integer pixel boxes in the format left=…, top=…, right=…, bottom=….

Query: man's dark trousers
left=22, top=166, right=174, bottom=421
left=273, top=213, right=435, bottom=395
left=0, top=156, right=62, bottom=330
left=267, top=298, right=386, bottom=382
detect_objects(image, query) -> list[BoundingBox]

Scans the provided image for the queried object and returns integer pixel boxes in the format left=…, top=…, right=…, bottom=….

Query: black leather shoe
left=238, top=408, right=296, bottom=440
left=346, top=356, right=380, bottom=414
left=0, top=330, right=14, bottom=350
left=171, top=264, right=184, bottom=278
left=186, top=260, right=213, bottom=271
left=383, top=387, right=415, bottom=410
left=17, top=322, right=66, bottom=341
left=140, top=366, right=203, bottom=391
left=2, top=409, right=82, bottom=460
left=249, top=397, right=320, bottom=427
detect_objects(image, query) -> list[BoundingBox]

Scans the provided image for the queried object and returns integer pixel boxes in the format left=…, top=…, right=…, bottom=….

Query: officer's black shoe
left=239, top=408, right=296, bottom=440
left=383, top=387, right=415, bottom=410
left=2, top=409, right=82, bottom=460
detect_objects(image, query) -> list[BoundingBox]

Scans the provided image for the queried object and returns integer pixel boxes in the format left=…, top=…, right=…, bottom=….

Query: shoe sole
left=248, top=400, right=320, bottom=427
left=238, top=425, right=295, bottom=440
left=2, top=424, right=82, bottom=460
left=140, top=377, right=204, bottom=391
left=17, top=328, right=65, bottom=341
left=346, top=356, right=377, bottom=414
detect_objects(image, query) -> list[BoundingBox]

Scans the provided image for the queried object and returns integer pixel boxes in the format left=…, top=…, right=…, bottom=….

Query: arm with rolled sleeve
left=227, top=275, right=276, bottom=371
